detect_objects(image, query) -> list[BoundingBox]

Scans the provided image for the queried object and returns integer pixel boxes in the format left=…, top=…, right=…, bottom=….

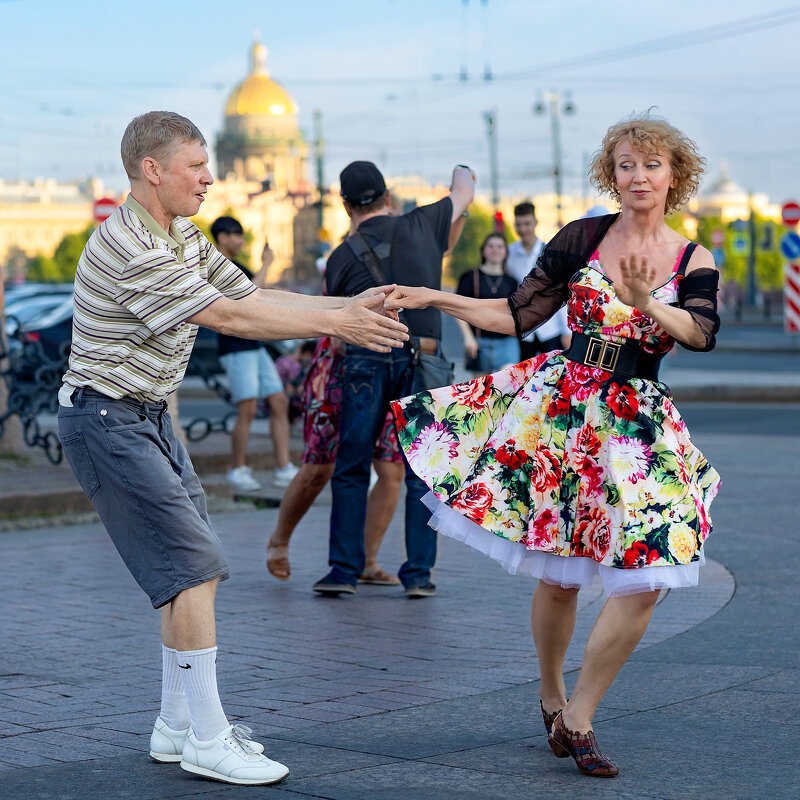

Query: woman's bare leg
left=561, top=589, right=660, bottom=732
left=531, top=581, right=579, bottom=714
left=363, top=459, right=404, bottom=574
left=267, top=462, right=334, bottom=579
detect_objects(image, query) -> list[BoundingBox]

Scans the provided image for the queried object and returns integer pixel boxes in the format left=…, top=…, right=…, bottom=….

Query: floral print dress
left=391, top=234, right=721, bottom=596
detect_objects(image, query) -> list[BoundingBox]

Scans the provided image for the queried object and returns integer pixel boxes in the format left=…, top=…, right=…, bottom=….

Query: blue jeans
left=477, top=336, right=521, bottom=374
left=328, top=345, right=436, bottom=588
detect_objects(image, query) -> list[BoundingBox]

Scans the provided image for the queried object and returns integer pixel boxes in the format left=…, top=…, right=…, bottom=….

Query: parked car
left=6, top=291, right=295, bottom=382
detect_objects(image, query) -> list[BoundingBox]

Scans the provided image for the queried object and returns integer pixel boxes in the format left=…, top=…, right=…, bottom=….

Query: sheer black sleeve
left=507, top=213, right=618, bottom=340
left=676, top=267, right=721, bottom=352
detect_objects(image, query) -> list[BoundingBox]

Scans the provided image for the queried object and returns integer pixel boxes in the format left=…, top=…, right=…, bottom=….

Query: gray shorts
left=57, top=387, right=229, bottom=609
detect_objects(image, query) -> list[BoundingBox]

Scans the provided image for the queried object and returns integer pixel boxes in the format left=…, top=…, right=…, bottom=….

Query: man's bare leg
left=266, top=391, right=291, bottom=470
left=231, top=398, right=258, bottom=469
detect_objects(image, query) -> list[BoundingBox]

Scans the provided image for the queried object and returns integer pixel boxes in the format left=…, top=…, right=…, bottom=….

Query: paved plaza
left=1, top=404, right=799, bottom=799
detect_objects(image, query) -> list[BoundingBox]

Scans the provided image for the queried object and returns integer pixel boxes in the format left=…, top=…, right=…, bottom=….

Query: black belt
left=563, top=333, right=664, bottom=381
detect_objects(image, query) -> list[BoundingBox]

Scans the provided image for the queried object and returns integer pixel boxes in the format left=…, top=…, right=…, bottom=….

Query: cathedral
left=215, top=39, right=308, bottom=191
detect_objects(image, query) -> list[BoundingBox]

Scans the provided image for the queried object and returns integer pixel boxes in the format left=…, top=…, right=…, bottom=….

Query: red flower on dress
left=607, top=382, right=639, bottom=421
left=546, top=393, right=570, bottom=419
left=451, top=483, right=494, bottom=524
left=529, top=449, right=561, bottom=492
left=577, top=424, right=602, bottom=459
left=454, top=376, right=493, bottom=410
left=391, top=402, right=407, bottom=431
left=622, top=540, right=660, bottom=567
left=564, top=363, right=602, bottom=401
left=580, top=461, right=605, bottom=496
left=529, top=508, right=558, bottom=550
left=575, top=507, right=612, bottom=560
left=496, top=440, right=529, bottom=470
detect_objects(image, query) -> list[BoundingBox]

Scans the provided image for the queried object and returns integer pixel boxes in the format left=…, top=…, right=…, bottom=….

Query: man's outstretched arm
left=188, top=291, right=408, bottom=353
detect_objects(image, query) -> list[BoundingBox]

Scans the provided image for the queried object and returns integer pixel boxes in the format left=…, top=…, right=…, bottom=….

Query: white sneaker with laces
left=149, top=716, right=263, bottom=763
left=272, top=462, right=299, bottom=487
left=227, top=466, right=262, bottom=491
left=180, top=724, right=289, bottom=785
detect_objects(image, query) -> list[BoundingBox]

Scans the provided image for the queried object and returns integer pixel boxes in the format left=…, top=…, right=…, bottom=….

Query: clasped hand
left=615, top=254, right=659, bottom=314
left=338, top=285, right=409, bottom=353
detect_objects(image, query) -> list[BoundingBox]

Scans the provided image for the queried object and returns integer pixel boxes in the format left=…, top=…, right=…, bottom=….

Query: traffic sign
left=730, top=219, right=748, bottom=233
left=781, top=201, right=800, bottom=227
left=712, top=247, right=725, bottom=266
left=780, top=231, right=800, bottom=261
left=93, top=197, right=118, bottom=223
left=731, top=235, right=749, bottom=255
left=711, top=229, right=725, bottom=247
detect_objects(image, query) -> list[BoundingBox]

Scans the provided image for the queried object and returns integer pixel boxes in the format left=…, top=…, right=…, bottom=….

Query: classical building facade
left=0, top=178, right=110, bottom=278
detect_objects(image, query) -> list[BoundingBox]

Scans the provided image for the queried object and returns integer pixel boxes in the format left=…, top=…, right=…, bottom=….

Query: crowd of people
left=56, top=108, right=720, bottom=787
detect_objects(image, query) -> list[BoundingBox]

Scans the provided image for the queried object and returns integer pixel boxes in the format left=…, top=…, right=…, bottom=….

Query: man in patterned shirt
left=57, top=111, right=407, bottom=786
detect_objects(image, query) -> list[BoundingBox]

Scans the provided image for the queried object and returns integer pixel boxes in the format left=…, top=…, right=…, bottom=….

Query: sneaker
left=313, top=573, right=357, bottom=596
left=227, top=466, right=262, bottom=491
left=149, top=716, right=263, bottom=763
left=405, top=581, right=436, bottom=598
left=180, top=724, right=288, bottom=786
left=272, top=462, right=299, bottom=487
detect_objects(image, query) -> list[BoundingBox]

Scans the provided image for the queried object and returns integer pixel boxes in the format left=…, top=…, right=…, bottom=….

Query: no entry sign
left=93, top=197, right=118, bottom=224
left=781, top=201, right=800, bottom=227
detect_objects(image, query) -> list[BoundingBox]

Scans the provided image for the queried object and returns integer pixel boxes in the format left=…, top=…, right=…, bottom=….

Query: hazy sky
left=2, top=0, right=799, bottom=205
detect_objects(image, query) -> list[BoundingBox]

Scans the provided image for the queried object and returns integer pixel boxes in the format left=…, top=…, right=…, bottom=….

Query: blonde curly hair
left=589, top=113, right=706, bottom=215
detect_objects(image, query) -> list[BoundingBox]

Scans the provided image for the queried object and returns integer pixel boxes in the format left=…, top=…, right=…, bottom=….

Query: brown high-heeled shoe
left=539, top=701, right=568, bottom=758
left=548, top=712, right=619, bottom=777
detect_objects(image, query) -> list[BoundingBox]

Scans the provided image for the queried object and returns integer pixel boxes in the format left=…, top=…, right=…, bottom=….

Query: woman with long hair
left=455, top=232, right=520, bottom=375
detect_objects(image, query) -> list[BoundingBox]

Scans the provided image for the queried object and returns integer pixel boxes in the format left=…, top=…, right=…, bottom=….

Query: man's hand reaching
left=333, top=292, right=409, bottom=353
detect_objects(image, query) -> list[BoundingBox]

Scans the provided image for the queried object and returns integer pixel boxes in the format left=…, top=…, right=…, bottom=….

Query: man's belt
left=563, top=333, right=664, bottom=381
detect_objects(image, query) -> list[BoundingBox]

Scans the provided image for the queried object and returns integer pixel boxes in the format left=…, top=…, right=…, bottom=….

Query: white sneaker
left=180, top=724, right=289, bottom=785
left=272, top=462, right=299, bottom=487
left=227, top=466, right=262, bottom=491
left=149, top=716, right=263, bottom=763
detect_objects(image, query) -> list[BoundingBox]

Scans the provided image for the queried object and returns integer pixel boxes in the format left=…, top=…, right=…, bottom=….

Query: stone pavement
left=1, top=405, right=798, bottom=799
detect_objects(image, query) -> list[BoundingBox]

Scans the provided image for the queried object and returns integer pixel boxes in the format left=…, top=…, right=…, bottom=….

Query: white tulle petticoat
left=423, top=492, right=704, bottom=597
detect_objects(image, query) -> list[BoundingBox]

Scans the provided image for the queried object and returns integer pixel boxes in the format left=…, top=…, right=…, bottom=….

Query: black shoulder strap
left=677, top=242, right=698, bottom=276
left=346, top=217, right=398, bottom=287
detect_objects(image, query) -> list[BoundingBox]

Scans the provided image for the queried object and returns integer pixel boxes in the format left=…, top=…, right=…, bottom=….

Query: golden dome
left=224, top=41, right=298, bottom=118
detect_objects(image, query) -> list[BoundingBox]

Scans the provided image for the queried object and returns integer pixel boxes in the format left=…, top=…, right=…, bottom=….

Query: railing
left=0, top=322, right=68, bottom=464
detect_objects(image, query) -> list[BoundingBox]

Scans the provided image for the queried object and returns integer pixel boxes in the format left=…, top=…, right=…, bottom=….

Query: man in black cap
left=314, top=161, right=475, bottom=598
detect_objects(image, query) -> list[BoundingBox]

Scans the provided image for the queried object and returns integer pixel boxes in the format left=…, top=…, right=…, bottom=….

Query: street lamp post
left=533, top=91, right=575, bottom=229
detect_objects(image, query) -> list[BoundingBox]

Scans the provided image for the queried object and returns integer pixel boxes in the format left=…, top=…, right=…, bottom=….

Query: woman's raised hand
left=615, top=254, right=659, bottom=313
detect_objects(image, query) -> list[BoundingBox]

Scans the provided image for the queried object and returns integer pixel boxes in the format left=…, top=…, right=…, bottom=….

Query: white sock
left=176, top=646, right=229, bottom=741
left=160, top=644, right=191, bottom=730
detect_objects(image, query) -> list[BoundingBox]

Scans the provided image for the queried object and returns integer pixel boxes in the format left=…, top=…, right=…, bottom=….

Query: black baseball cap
left=339, top=161, right=386, bottom=206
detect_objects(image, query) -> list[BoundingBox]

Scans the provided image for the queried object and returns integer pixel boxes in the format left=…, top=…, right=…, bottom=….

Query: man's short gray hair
left=120, top=111, right=206, bottom=180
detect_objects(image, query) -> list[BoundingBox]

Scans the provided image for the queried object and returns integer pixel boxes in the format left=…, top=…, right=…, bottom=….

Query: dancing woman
left=386, top=115, right=721, bottom=777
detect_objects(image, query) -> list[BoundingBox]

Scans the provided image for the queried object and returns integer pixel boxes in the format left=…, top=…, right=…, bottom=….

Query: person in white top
left=506, top=202, right=570, bottom=360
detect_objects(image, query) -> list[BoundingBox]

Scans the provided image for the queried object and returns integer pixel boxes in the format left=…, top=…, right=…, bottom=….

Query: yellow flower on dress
left=603, top=300, right=632, bottom=328
left=667, top=522, right=696, bottom=564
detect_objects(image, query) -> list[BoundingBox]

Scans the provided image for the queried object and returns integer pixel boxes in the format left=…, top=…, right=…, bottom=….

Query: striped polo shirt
left=62, top=195, right=257, bottom=402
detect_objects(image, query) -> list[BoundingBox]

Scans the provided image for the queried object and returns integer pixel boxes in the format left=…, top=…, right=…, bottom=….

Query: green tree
left=696, top=214, right=782, bottom=291
left=25, top=224, right=94, bottom=282
left=447, top=204, right=512, bottom=284
left=25, top=254, right=60, bottom=282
